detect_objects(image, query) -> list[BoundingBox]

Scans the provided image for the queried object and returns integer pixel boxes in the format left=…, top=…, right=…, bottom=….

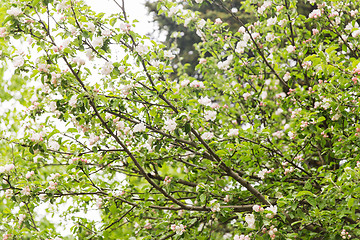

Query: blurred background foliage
left=145, top=0, right=315, bottom=77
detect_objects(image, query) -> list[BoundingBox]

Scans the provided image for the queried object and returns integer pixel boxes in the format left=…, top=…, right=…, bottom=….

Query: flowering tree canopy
left=0, top=0, right=360, bottom=239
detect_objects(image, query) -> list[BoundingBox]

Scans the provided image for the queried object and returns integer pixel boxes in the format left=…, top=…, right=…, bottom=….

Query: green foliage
left=0, top=0, right=359, bottom=239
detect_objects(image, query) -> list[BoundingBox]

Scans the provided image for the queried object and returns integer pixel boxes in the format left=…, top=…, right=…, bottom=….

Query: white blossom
left=286, top=45, right=296, bottom=53
left=201, top=132, right=214, bottom=140
left=244, top=214, right=255, bottom=228
left=163, top=119, right=177, bottom=132
left=265, top=33, right=275, bottom=42
left=228, top=129, right=239, bottom=137
left=120, top=23, right=131, bottom=32
left=260, top=91, right=268, bottom=99
left=13, top=56, right=24, bottom=68
left=69, top=95, right=78, bottom=108
left=197, top=19, right=206, bottom=29
left=92, top=36, right=104, bottom=48
left=89, top=134, right=100, bottom=145
left=85, top=22, right=96, bottom=32
left=133, top=122, right=146, bottom=133
left=136, top=44, right=149, bottom=55
left=352, top=30, right=360, bottom=38
left=198, top=96, right=212, bottom=106
left=189, top=80, right=205, bottom=88
left=164, top=50, right=175, bottom=59
left=272, top=131, right=284, bottom=138
left=7, top=7, right=22, bottom=16
left=267, top=17, right=277, bottom=26
left=101, top=61, right=114, bottom=75
left=48, top=141, right=60, bottom=151
left=243, top=92, right=251, bottom=100
left=204, top=110, right=217, bottom=121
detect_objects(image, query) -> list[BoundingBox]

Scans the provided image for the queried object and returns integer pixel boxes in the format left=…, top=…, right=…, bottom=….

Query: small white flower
left=278, top=19, right=287, bottom=27
left=85, top=22, right=96, bottom=32
left=69, top=95, right=77, bottom=108
left=174, top=225, right=185, bottom=235
left=258, top=169, right=267, bottom=179
left=135, top=44, right=149, bottom=55
left=101, top=29, right=112, bottom=37
left=286, top=45, right=296, bottom=53
left=238, top=26, right=246, bottom=33
left=267, top=17, right=277, bottom=26
left=7, top=7, right=22, bottom=16
left=197, top=19, right=206, bottom=29
left=288, top=131, right=295, bottom=139
left=261, top=91, right=268, bottom=99
left=48, top=141, right=60, bottom=151
left=204, top=110, right=216, bottom=121
left=272, top=131, right=284, bottom=138
left=266, top=205, right=278, bottom=215
left=243, top=92, right=251, bottom=100
left=201, top=132, right=214, bottom=140
left=92, top=36, right=104, bottom=48
left=120, top=23, right=131, bottom=32
left=168, top=6, right=180, bottom=17
left=25, top=171, right=34, bottom=179
left=244, top=214, right=255, bottom=228
left=275, top=108, right=284, bottom=115
left=352, top=29, right=360, bottom=38
left=101, top=61, right=114, bottom=75
left=283, top=72, right=291, bottom=81
left=21, top=186, right=31, bottom=196
left=49, top=102, right=57, bottom=112
left=133, top=122, right=146, bottom=133
left=332, top=113, right=341, bottom=121
left=13, top=56, right=24, bottom=68
left=163, top=119, right=177, bottom=132
left=89, top=134, right=100, bottom=145
left=228, top=129, right=239, bottom=137
left=198, top=96, right=212, bottom=106
left=189, top=80, right=205, bottom=88
left=164, top=50, right=175, bottom=59
left=265, top=33, right=275, bottom=42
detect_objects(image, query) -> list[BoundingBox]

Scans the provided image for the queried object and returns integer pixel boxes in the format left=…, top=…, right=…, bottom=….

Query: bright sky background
left=86, top=0, right=155, bottom=36
left=57, top=0, right=157, bottom=236
left=7, top=1, right=159, bottom=237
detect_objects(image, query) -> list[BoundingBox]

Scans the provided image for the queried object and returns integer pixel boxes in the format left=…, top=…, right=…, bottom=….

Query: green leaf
left=184, top=122, right=191, bottom=134
left=32, top=0, right=41, bottom=7
left=348, top=197, right=355, bottom=209
left=296, top=191, right=316, bottom=198
left=199, top=194, right=206, bottom=203
left=317, top=116, right=326, bottom=123
left=67, top=128, right=78, bottom=133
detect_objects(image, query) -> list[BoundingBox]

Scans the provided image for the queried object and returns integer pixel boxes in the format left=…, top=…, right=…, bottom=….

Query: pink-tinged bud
left=199, top=58, right=207, bottom=64
left=312, top=29, right=319, bottom=35
left=353, top=68, right=360, bottom=74
left=215, top=18, right=223, bottom=24
left=5, top=164, right=15, bottom=171
left=276, top=5, right=284, bottom=11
